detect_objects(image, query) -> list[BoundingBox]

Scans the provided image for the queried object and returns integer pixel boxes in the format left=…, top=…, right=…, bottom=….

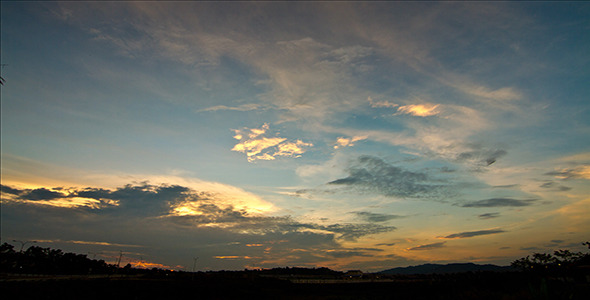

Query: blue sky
left=1, top=2, right=589, bottom=272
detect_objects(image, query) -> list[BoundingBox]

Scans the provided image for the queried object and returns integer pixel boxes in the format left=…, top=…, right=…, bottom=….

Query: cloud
left=327, top=155, right=451, bottom=198
left=455, top=147, right=507, bottom=167
left=376, top=242, right=396, bottom=247
left=197, top=103, right=265, bottom=112
left=3, top=182, right=395, bottom=242
left=460, top=85, right=522, bottom=102
left=231, top=124, right=312, bottom=162
left=478, top=213, right=500, bottom=219
left=19, top=188, right=66, bottom=201
left=368, top=96, right=399, bottom=108
left=173, top=204, right=397, bottom=243
left=322, top=223, right=396, bottom=241
left=276, top=140, right=314, bottom=157
left=351, top=212, right=404, bottom=223
left=439, top=229, right=505, bottom=239
left=407, top=242, right=446, bottom=251
left=544, top=165, right=590, bottom=180
left=33, top=239, right=143, bottom=248
left=325, top=250, right=374, bottom=258
left=520, top=246, right=542, bottom=251
left=539, top=181, right=571, bottom=192
left=368, top=97, right=440, bottom=117
left=1, top=184, right=23, bottom=195
left=3, top=180, right=399, bottom=270
left=461, top=198, right=537, bottom=208
left=492, top=184, right=520, bottom=189
left=334, top=136, right=367, bottom=149
left=396, top=104, right=440, bottom=117
left=1, top=185, right=115, bottom=209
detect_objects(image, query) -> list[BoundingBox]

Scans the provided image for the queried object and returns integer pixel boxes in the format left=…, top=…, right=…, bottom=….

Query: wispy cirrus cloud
left=197, top=103, right=265, bottom=113
left=407, top=242, right=446, bottom=251
left=351, top=212, right=404, bottom=223
left=368, top=97, right=441, bottom=117
left=368, top=97, right=399, bottom=109
left=34, top=239, right=143, bottom=248
left=539, top=181, right=572, bottom=192
left=231, top=123, right=312, bottom=162
left=461, top=198, right=537, bottom=208
left=439, top=229, right=505, bottom=239
left=544, top=165, right=590, bottom=180
left=478, top=213, right=500, bottom=219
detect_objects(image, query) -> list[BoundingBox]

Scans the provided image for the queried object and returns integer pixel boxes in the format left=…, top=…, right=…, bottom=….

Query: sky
left=1, top=1, right=589, bottom=272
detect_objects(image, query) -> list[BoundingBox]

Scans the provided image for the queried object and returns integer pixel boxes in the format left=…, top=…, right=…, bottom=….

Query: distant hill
left=378, top=263, right=514, bottom=275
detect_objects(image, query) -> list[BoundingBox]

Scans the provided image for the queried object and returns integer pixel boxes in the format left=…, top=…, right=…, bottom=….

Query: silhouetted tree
left=0, top=243, right=117, bottom=274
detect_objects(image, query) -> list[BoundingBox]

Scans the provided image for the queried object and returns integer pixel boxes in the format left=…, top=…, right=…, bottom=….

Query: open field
left=2, top=272, right=589, bottom=300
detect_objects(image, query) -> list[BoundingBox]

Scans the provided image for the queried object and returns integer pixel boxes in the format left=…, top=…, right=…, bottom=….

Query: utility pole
left=12, top=240, right=36, bottom=252
left=116, top=250, right=123, bottom=268
left=192, top=257, right=199, bottom=280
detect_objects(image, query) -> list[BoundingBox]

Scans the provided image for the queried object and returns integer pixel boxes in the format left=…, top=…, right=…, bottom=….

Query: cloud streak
left=478, top=213, right=500, bottom=219
left=407, top=242, right=446, bottom=251
left=461, top=198, right=537, bottom=208
left=439, top=229, right=505, bottom=239
left=351, top=212, right=404, bottom=223
left=545, top=165, right=590, bottom=180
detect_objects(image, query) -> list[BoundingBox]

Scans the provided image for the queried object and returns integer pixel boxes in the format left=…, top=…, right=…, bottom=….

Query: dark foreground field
left=2, top=272, right=589, bottom=300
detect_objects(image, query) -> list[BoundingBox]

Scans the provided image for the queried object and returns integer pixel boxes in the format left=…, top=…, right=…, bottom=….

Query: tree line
left=510, top=241, right=590, bottom=273
left=1, top=243, right=125, bottom=275
left=2, top=241, right=589, bottom=276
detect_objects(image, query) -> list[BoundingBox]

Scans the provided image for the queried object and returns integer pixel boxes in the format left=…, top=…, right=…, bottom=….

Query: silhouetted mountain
left=378, top=263, right=514, bottom=275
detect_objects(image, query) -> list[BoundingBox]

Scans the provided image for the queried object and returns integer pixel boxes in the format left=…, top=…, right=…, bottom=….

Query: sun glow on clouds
left=2, top=172, right=277, bottom=216
left=396, top=104, right=440, bottom=117
left=232, top=123, right=313, bottom=162
left=368, top=97, right=440, bottom=117
left=215, top=256, right=258, bottom=260
left=131, top=261, right=172, bottom=270
left=334, top=136, right=367, bottom=149
left=546, top=165, right=590, bottom=180
left=0, top=187, right=119, bottom=209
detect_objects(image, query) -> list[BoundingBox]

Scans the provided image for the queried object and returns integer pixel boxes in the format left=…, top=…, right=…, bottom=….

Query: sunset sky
left=1, top=2, right=589, bottom=272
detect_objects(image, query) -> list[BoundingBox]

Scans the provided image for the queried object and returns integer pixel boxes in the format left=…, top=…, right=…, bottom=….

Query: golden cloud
left=396, top=104, right=440, bottom=117
left=232, top=124, right=312, bottom=162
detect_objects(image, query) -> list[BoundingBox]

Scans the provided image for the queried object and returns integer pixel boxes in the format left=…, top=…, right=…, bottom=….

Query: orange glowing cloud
left=131, top=261, right=172, bottom=269
left=396, top=104, right=440, bottom=117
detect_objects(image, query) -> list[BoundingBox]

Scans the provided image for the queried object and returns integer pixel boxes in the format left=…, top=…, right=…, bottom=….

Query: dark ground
left=2, top=272, right=589, bottom=300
